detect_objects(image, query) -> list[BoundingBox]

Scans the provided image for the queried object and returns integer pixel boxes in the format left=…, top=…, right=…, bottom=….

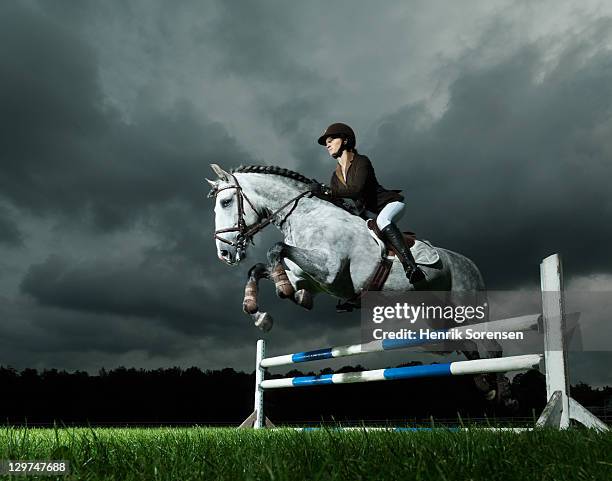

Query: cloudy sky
left=1, top=0, right=611, bottom=385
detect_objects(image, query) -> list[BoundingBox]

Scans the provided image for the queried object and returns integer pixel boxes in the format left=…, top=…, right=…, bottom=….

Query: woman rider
left=310, top=122, right=425, bottom=285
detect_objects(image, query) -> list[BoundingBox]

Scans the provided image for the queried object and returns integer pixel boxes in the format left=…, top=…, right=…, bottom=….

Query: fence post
left=254, top=339, right=266, bottom=429
left=540, top=254, right=570, bottom=428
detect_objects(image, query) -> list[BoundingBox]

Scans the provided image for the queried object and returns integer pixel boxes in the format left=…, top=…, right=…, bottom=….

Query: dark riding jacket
left=329, top=153, right=403, bottom=215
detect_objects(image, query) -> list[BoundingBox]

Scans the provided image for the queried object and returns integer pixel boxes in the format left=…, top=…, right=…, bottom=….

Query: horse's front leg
left=242, top=262, right=274, bottom=332
left=267, top=242, right=332, bottom=285
left=242, top=263, right=267, bottom=314
left=267, top=242, right=333, bottom=305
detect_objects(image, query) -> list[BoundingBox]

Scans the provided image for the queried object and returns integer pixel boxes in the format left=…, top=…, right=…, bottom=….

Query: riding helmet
left=317, top=122, right=356, bottom=147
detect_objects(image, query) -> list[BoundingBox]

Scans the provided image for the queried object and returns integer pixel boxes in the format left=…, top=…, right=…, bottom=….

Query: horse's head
left=207, top=164, right=260, bottom=265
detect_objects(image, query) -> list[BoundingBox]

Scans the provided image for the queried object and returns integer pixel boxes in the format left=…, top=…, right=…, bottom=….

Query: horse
left=207, top=163, right=514, bottom=407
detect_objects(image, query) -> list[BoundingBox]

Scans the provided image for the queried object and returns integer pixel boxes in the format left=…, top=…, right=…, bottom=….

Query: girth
left=336, top=219, right=416, bottom=313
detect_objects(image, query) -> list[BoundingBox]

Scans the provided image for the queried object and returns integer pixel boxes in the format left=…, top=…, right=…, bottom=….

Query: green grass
left=0, top=426, right=610, bottom=480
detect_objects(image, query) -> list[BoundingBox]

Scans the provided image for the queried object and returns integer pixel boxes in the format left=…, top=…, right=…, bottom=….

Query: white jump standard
left=240, top=254, right=609, bottom=431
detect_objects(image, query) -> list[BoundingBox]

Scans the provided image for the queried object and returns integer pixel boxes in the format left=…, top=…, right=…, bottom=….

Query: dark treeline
left=0, top=364, right=609, bottom=426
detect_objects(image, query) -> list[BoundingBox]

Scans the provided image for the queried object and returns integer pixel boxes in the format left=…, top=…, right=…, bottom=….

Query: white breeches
left=376, top=201, right=405, bottom=230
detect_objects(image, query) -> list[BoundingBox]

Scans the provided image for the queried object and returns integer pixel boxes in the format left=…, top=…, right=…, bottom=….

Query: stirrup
left=336, top=298, right=361, bottom=313
left=405, top=264, right=425, bottom=284
left=402, top=247, right=425, bottom=284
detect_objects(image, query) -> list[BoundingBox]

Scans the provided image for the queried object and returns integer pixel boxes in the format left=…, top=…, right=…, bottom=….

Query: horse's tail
left=437, top=247, right=486, bottom=291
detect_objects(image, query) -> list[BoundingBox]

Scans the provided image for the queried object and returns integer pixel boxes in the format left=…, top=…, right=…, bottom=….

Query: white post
left=540, top=254, right=570, bottom=428
left=254, top=339, right=266, bottom=429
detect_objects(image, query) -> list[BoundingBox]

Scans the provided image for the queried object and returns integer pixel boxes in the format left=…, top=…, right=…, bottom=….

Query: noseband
left=213, top=173, right=311, bottom=251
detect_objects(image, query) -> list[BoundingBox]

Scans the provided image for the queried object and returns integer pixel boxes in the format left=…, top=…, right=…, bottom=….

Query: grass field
left=1, top=426, right=611, bottom=480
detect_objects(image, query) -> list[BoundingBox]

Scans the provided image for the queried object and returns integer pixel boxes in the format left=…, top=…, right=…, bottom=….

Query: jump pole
left=260, top=313, right=541, bottom=368
left=240, top=254, right=608, bottom=431
left=259, top=354, right=542, bottom=389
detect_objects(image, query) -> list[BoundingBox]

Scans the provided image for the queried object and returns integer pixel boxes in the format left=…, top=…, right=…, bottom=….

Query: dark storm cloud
left=368, top=24, right=612, bottom=288
left=0, top=2, right=258, bottom=368
left=0, top=294, right=222, bottom=374
left=0, top=2, right=107, bottom=207
left=0, top=0, right=610, bottom=383
left=203, top=0, right=343, bottom=170
left=20, top=254, right=217, bottom=335
left=0, top=204, right=23, bottom=246
left=18, top=246, right=355, bottom=339
left=207, top=1, right=314, bottom=81
left=0, top=1, right=259, bottom=369
left=0, top=1, right=246, bottom=233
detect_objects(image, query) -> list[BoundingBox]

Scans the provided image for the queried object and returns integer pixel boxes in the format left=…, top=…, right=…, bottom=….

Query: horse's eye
left=221, top=198, right=232, bottom=208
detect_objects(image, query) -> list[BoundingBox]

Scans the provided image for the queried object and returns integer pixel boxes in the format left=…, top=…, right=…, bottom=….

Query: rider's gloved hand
left=308, top=180, right=325, bottom=194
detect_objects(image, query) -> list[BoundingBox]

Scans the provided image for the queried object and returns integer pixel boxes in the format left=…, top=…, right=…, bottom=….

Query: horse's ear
left=210, top=163, right=230, bottom=181
left=205, top=178, right=218, bottom=198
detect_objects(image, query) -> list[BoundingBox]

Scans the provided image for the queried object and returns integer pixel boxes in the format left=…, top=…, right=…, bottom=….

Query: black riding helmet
left=317, top=123, right=356, bottom=149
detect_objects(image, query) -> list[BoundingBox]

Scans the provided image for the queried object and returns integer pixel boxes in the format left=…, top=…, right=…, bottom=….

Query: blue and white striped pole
left=260, top=354, right=542, bottom=389
left=260, top=314, right=541, bottom=369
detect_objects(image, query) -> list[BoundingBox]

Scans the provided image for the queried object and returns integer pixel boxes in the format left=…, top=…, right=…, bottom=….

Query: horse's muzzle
left=218, top=247, right=246, bottom=265
left=219, top=249, right=235, bottom=264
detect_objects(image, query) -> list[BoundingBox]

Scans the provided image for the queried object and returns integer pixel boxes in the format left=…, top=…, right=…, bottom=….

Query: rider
left=311, top=122, right=425, bottom=284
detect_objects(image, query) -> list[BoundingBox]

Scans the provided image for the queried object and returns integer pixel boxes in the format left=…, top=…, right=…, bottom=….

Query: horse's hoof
left=473, top=373, right=494, bottom=395
left=254, top=312, right=273, bottom=332
left=485, top=389, right=497, bottom=402
left=502, top=398, right=520, bottom=413
left=294, top=289, right=313, bottom=310
left=495, top=374, right=513, bottom=400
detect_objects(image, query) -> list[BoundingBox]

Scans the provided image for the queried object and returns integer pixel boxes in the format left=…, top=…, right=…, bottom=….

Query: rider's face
left=325, top=136, right=344, bottom=158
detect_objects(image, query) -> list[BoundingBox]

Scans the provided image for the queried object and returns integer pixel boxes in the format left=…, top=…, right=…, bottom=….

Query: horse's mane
left=227, top=164, right=357, bottom=215
left=232, top=165, right=313, bottom=184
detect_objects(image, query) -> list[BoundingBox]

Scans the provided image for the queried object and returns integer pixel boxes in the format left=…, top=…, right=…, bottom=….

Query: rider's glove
left=308, top=180, right=325, bottom=194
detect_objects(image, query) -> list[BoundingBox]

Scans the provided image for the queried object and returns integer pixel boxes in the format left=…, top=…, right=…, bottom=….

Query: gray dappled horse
left=208, top=164, right=514, bottom=406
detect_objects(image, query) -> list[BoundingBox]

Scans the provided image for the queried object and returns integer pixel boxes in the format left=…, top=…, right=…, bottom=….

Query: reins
left=213, top=173, right=311, bottom=250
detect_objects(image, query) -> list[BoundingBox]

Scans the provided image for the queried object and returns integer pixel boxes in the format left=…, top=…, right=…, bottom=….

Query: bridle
left=212, top=173, right=312, bottom=252
left=213, top=173, right=312, bottom=251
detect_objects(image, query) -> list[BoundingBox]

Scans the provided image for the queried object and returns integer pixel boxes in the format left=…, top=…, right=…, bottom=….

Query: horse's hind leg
left=459, top=341, right=499, bottom=401
left=474, top=338, right=516, bottom=409
left=460, top=341, right=517, bottom=409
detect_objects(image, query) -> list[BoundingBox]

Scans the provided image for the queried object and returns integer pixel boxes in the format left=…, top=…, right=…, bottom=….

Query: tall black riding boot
left=381, top=223, right=425, bottom=285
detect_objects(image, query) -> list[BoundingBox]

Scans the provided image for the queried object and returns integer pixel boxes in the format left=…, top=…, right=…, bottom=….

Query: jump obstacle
left=240, top=254, right=609, bottom=431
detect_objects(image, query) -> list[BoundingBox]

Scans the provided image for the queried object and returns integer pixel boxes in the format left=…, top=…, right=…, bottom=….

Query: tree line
left=0, top=364, right=609, bottom=426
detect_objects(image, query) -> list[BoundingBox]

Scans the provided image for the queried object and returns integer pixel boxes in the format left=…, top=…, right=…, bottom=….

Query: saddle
left=336, top=219, right=440, bottom=313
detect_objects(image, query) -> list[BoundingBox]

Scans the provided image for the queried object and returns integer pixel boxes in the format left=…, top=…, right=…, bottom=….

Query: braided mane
left=232, top=165, right=313, bottom=184
left=218, top=164, right=356, bottom=215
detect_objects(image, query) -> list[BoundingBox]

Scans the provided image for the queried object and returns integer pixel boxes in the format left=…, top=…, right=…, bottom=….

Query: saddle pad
left=411, top=239, right=440, bottom=266
left=367, top=226, right=440, bottom=266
